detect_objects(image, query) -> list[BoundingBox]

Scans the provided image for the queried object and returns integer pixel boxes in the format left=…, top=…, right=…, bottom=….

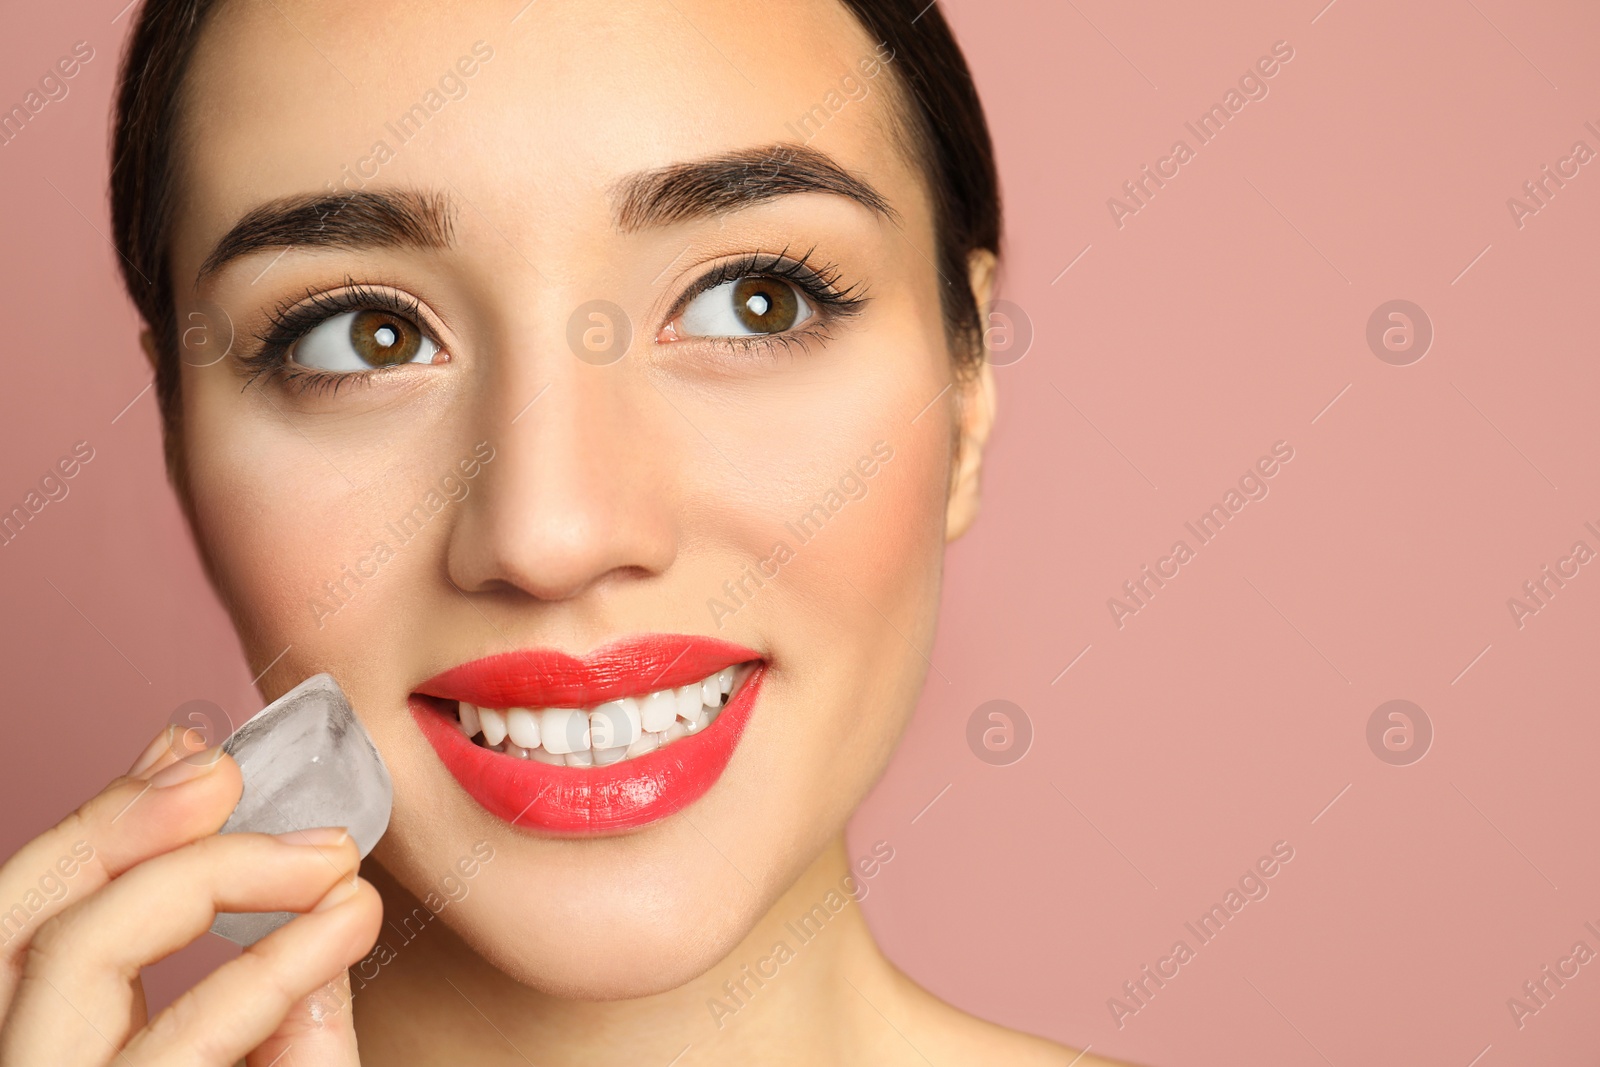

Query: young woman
left=0, top=0, right=1120, bottom=1062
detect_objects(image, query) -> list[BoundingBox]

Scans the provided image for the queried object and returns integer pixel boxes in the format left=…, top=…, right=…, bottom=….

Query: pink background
left=3, top=1, right=1598, bottom=1063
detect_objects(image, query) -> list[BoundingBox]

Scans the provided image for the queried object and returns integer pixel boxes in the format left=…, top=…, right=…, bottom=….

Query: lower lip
left=411, top=665, right=765, bottom=834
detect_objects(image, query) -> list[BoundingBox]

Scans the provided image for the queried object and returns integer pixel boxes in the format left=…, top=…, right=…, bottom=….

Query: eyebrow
left=197, top=144, right=891, bottom=279
left=197, top=188, right=456, bottom=280
left=610, top=143, right=898, bottom=232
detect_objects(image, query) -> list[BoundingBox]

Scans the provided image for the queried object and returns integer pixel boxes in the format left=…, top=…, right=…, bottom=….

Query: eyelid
left=238, top=278, right=450, bottom=393
left=257, top=279, right=448, bottom=357
left=661, top=247, right=867, bottom=328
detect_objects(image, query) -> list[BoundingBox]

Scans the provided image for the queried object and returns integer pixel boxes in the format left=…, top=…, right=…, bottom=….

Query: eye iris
left=732, top=277, right=797, bottom=334
left=350, top=309, right=422, bottom=366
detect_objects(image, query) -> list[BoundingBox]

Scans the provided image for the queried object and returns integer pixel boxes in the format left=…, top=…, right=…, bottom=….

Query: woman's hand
left=0, top=725, right=383, bottom=1065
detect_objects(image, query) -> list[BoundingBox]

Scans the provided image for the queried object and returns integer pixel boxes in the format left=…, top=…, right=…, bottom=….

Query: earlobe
left=945, top=361, right=995, bottom=541
left=945, top=250, right=1000, bottom=542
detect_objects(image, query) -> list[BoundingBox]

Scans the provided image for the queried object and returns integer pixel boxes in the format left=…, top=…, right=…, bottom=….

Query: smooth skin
left=0, top=0, right=1133, bottom=1063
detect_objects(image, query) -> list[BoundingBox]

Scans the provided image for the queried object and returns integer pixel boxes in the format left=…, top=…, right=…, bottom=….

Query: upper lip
left=414, top=634, right=762, bottom=709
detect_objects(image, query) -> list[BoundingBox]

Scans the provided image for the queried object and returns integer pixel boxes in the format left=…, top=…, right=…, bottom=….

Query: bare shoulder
left=885, top=969, right=1141, bottom=1067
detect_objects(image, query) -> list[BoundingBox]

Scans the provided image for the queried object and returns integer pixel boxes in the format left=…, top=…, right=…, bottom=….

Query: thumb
left=246, top=973, right=361, bottom=1066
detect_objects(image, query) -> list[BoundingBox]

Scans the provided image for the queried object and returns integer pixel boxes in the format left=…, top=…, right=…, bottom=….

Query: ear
left=945, top=249, right=998, bottom=542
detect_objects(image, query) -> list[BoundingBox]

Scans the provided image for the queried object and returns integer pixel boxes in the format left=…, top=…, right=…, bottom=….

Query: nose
left=447, top=365, right=679, bottom=603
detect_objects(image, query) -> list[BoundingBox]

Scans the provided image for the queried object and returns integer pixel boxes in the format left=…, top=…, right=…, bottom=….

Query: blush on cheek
left=705, top=423, right=948, bottom=884
left=759, top=419, right=949, bottom=655
left=840, top=436, right=945, bottom=614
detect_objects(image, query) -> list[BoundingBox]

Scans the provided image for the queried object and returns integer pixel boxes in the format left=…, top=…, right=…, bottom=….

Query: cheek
left=694, top=338, right=951, bottom=648
left=179, top=375, right=464, bottom=657
left=768, top=437, right=946, bottom=630
left=690, top=330, right=953, bottom=849
left=750, top=426, right=945, bottom=791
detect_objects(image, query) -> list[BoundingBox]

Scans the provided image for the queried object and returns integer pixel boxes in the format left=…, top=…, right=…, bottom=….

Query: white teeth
left=479, top=707, right=508, bottom=747
left=675, top=684, right=701, bottom=722
left=590, top=698, right=641, bottom=750
left=506, top=707, right=540, bottom=749
left=626, top=732, right=662, bottom=758
left=641, top=690, right=678, bottom=733
left=539, top=707, right=589, bottom=754
left=462, top=663, right=749, bottom=765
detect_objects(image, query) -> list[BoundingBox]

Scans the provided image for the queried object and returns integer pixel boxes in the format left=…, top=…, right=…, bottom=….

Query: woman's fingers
left=0, top=830, right=360, bottom=1065
left=245, top=974, right=362, bottom=1067
left=126, top=879, right=380, bottom=1067
left=0, top=728, right=242, bottom=1006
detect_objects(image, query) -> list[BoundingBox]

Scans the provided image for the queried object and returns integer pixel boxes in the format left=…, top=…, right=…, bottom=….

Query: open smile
left=410, top=635, right=764, bottom=834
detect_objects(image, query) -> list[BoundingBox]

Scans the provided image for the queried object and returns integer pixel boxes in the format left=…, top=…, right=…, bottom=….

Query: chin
left=378, top=801, right=788, bottom=1000
left=467, top=868, right=766, bottom=999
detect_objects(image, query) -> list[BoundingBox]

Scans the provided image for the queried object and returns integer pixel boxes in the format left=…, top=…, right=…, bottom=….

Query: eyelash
left=239, top=250, right=868, bottom=395
left=664, top=246, right=869, bottom=356
left=241, top=280, right=430, bottom=396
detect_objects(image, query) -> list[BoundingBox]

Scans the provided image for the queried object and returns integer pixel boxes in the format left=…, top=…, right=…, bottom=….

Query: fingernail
left=149, top=745, right=224, bottom=788
left=274, top=827, right=349, bottom=848
left=313, top=876, right=362, bottom=912
left=127, top=725, right=180, bottom=778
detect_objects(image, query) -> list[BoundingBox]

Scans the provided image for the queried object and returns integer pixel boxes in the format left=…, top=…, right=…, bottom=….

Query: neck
left=351, top=835, right=906, bottom=1064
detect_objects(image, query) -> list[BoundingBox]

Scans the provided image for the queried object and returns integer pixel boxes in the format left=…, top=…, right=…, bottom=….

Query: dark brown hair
left=111, top=0, right=1001, bottom=473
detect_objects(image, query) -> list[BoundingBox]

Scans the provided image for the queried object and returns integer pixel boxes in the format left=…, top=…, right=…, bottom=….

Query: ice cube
left=209, top=674, right=392, bottom=946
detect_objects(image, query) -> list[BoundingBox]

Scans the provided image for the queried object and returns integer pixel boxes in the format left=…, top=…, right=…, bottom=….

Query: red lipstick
left=411, top=635, right=763, bottom=834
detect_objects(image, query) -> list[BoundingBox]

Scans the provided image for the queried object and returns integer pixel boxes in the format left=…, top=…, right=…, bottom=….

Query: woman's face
left=166, top=0, right=985, bottom=997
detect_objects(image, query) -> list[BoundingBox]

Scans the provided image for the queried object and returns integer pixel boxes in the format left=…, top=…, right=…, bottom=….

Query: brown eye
left=292, top=308, right=441, bottom=373
left=350, top=309, right=423, bottom=366
left=731, top=278, right=800, bottom=333
left=675, top=275, right=814, bottom=339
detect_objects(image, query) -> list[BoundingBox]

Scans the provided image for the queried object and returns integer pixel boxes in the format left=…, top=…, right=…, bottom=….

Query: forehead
left=173, top=0, right=916, bottom=268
